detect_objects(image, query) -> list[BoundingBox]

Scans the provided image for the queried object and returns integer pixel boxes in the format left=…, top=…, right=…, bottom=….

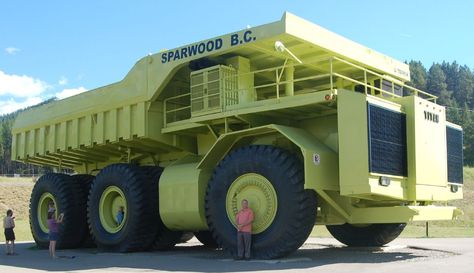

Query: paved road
left=1, top=237, right=473, bottom=273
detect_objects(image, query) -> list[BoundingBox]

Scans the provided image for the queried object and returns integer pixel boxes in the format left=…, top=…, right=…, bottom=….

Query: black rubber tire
left=141, top=166, right=183, bottom=250
left=205, top=145, right=317, bottom=259
left=29, top=173, right=85, bottom=249
left=72, top=174, right=95, bottom=247
left=87, top=164, right=157, bottom=252
left=326, top=223, right=407, bottom=247
left=194, top=231, right=218, bottom=248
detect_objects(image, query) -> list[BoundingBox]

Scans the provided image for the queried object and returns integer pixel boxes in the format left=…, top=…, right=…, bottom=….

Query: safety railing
left=163, top=93, right=191, bottom=125
left=329, top=56, right=436, bottom=101
left=164, top=57, right=438, bottom=126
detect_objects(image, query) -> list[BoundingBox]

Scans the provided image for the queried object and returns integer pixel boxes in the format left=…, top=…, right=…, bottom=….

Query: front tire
left=205, top=145, right=317, bottom=259
left=326, top=223, right=406, bottom=247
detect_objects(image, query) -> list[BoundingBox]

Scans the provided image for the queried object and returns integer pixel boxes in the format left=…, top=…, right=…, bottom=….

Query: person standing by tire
left=235, top=199, right=254, bottom=260
left=3, top=209, right=16, bottom=255
left=47, top=203, right=64, bottom=258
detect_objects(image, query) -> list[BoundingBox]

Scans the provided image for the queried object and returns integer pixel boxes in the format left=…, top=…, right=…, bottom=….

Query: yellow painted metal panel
left=337, top=90, right=370, bottom=196
left=59, top=122, right=67, bottom=151
left=19, top=132, right=25, bottom=158
left=349, top=205, right=461, bottom=224
left=367, top=175, right=406, bottom=200
left=159, top=160, right=211, bottom=230
left=110, top=109, right=117, bottom=142
left=403, top=97, right=447, bottom=187
left=120, top=105, right=131, bottom=139
left=283, top=12, right=410, bottom=81
left=135, top=102, right=146, bottom=137
left=78, top=116, right=91, bottom=147
left=198, top=124, right=339, bottom=191
left=26, top=130, right=34, bottom=157
left=415, top=184, right=463, bottom=201
left=94, top=112, right=104, bottom=144
left=71, top=119, right=79, bottom=149
left=38, top=127, right=45, bottom=155
left=47, top=125, right=55, bottom=154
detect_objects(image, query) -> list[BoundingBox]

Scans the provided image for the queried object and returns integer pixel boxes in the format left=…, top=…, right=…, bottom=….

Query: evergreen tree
left=461, top=103, right=473, bottom=125
left=408, top=60, right=428, bottom=90
left=427, top=63, right=451, bottom=105
left=440, top=61, right=459, bottom=93
left=464, top=119, right=474, bottom=166
left=454, top=65, right=474, bottom=106
left=447, top=100, right=462, bottom=124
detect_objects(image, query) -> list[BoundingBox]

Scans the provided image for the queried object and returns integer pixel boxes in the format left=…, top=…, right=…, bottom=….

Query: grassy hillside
left=0, top=177, right=35, bottom=241
left=1, top=169, right=473, bottom=242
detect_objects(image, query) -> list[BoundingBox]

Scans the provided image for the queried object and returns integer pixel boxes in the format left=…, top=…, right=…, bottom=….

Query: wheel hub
left=226, top=173, right=278, bottom=234
left=37, top=193, right=56, bottom=233
left=99, top=186, right=127, bottom=233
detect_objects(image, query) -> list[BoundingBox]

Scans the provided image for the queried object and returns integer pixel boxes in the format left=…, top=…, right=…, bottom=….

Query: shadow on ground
left=0, top=242, right=450, bottom=272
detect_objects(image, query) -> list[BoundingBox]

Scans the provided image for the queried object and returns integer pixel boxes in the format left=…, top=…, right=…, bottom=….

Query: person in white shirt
left=3, top=209, right=16, bottom=255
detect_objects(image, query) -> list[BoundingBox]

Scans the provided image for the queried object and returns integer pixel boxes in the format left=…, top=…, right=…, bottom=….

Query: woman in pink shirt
left=235, top=199, right=254, bottom=260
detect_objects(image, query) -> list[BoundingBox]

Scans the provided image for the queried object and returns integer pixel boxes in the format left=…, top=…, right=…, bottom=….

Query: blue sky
left=1, top=1, right=473, bottom=115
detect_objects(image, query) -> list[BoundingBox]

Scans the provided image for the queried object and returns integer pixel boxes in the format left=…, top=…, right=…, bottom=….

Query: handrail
left=164, top=56, right=439, bottom=125
left=331, top=56, right=437, bottom=101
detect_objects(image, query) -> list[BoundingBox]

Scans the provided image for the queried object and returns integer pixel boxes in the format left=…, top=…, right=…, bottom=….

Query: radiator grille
left=367, top=104, right=407, bottom=176
left=446, top=126, right=463, bottom=184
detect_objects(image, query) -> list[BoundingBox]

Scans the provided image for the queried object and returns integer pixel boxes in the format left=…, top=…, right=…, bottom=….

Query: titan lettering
left=424, top=110, right=439, bottom=123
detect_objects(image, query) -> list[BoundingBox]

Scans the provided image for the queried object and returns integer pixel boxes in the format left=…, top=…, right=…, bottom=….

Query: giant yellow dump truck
left=12, top=13, right=463, bottom=259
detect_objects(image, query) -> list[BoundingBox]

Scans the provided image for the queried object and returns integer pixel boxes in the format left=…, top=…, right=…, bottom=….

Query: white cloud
left=0, top=97, right=43, bottom=115
left=5, top=47, right=20, bottom=55
left=58, top=76, right=68, bottom=85
left=55, top=87, right=87, bottom=100
left=0, top=70, right=49, bottom=97
left=0, top=70, right=88, bottom=115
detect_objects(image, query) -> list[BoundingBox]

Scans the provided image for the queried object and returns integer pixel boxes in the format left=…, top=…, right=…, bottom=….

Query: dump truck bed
left=12, top=12, right=411, bottom=169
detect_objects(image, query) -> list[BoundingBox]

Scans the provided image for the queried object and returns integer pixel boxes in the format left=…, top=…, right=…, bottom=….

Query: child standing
left=3, top=209, right=16, bottom=255
left=47, top=204, right=63, bottom=258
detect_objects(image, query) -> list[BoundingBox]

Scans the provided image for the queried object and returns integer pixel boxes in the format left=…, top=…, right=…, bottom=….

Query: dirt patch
left=0, top=177, right=34, bottom=220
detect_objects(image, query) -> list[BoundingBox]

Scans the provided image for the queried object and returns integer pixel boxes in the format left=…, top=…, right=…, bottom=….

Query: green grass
left=401, top=224, right=474, bottom=237
left=11, top=219, right=33, bottom=242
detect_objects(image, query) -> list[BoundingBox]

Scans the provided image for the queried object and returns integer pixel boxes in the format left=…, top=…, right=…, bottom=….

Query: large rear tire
left=205, top=145, right=317, bottom=259
left=72, top=174, right=95, bottom=247
left=141, top=166, right=183, bottom=250
left=326, top=223, right=406, bottom=247
left=87, top=164, right=156, bottom=252
left=29, top=173, right=85, bottom=249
